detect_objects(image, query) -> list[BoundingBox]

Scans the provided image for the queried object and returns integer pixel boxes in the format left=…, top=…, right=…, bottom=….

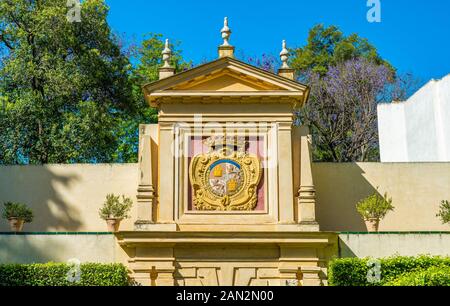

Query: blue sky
left=106, top=0, right=450, bottom=82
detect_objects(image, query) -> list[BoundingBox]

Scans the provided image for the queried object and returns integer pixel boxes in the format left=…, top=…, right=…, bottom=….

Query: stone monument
left=117, top=18, right=337, bottom=286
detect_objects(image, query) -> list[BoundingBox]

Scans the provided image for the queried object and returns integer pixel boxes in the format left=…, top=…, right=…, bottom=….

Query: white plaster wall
left=339, top=234, right=450, bottom=258
left=378, top=74, right=450, bottom=162
left=377, top=102, right=408, bottom=162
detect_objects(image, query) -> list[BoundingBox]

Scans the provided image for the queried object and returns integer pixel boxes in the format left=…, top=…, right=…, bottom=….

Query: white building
left=378, top=74, right=450, bottom=162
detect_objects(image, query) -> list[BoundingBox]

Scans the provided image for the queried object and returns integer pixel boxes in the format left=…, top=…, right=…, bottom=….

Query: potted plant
left=356, top=191, right=394, bottom=232
left=99, top=194, right=133, bottom=232
left=436, top=200, right=450, bottom=226
left=1, top=202, right=34, bottom=232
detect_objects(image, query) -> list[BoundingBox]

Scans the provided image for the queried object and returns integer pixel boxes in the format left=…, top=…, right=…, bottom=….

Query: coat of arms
left=189, top=135, right=262, bottom=211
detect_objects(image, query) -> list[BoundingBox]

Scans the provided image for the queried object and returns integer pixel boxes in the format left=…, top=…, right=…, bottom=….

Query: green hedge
left=0, top=263, right=130, bottom=286
left=385, top=266, right=450, bottom=286
left=329, top=255, right=450, bottom=286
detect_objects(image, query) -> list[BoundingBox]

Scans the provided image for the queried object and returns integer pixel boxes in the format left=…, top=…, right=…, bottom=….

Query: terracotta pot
left=365, top=218, right=380, bottom=232
left=106, top=218, right=122, bottom=232
left=8, top=218, right=24, bottom=232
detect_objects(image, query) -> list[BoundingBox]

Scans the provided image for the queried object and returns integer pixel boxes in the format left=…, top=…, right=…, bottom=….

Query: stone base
left=117, top=231, right=338, bottom=286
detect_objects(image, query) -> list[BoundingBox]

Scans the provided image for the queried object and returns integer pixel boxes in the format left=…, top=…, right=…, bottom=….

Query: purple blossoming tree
left=299, top=58, right=395, bottom=162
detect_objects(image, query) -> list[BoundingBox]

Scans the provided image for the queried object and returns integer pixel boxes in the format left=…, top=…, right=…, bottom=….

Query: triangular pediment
left=143, top=57, right=309, bottom=107
left=170, top=70, right=284, bottom=91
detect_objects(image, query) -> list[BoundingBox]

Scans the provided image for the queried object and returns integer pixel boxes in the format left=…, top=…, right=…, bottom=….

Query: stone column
left=136, top=124, right=156, bottom=228
left=297, top=125, right=319, bottom=230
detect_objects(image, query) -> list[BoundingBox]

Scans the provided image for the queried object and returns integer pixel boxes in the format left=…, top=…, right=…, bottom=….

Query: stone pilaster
left=278, top=122, right=295, bottom=224
left=297, top=125, right=319, bottom=230
left=136, top=125, right=156, bottom=229
left=158, top=123, right=176, bottom=224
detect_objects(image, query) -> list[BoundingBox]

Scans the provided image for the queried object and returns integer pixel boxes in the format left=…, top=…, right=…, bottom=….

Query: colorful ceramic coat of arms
left=189, top=136, right=262, bottom=211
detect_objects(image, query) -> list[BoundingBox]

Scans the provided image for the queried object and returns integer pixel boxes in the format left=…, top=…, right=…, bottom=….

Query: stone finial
left=280, top=40, right=290, bottom=69
left=218, top=17, right=235, bottom=58
left=278, top=40, right=295, bottom=80
left=159, top=38, right=175, bottom=79
left=162, top=39, right=172, bottom=68
left=221, top=17, right=232, bottom=46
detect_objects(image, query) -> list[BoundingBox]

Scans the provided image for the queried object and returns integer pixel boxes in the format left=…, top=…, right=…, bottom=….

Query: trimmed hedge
left=385, top=266, right=450, bottom=286
left=329, top=255, right=450, bottom=286
left=0, top=263, right=130, bottom=286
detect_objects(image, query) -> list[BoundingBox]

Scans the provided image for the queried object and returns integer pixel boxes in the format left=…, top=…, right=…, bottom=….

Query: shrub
left=437, top=200, right=450, bottom=225
left=99, top=194, right=133, bottom=220
left=356, top=191, right=394, bottom=220
left=1, top=202, right=34, bottom=223
left=385, top=266, right=450, bottom=286
left=0, top=263, right=130, bottom=286
left=328, top=255, right=450, bottom=286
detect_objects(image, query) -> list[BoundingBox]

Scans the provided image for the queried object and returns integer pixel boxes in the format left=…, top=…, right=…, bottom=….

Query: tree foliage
left=292, top=24, right=417, bottom=162
left=0, top=263, right=130, bottom=286
left=329, top=256, right=450, bottom=286
left=0, top=8, right=417, bottom=165
left=291, top=24, right=393, bottom=76
left=0, top=1, right=190, bottom=164
left=1, top=202, right=34, bottom=223
left=0, top=0, right=135, bottom=164
left=98, top=193, right=133, bottom=220
left=113, top=33, right=191, bottom=162
left=301, top=58, right=394, bottom=162
left=384, top=266, right=450, bottom=286
left=356, top=191, right=394, bottom=220
left=436, top=200, right=450, bottom=225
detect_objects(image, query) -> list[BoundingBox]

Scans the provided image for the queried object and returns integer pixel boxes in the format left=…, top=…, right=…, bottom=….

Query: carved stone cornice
left=116, top=231, right=338, bottom=248
left=147, top=92, right=303, bottom=108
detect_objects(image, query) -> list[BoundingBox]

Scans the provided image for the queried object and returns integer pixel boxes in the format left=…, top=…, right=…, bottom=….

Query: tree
left=300, top=58, right=393, bottom=162
left=291, top=24, right=417, bottom=162
left=0, top=0, right=134, bottom=164
left=0, top=1, right=191, bottom=164
left=291, top=24, right=393, bottom=76
left=113, top=33, right=191, bottom=162
left=243, top=53, right=278, bottom=73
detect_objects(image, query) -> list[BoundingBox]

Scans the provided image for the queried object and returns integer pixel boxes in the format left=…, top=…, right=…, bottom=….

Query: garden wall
left=339, top=233, right=450, bottom=258
left=1, top=233, right=449, bottom=264
left=0, top=233, right=120, bottom=264
left=0, top=163, right=449, bottom=232
left=0, top=164, right=138, bottom=232
left=313, top=163, right=450, bottom=232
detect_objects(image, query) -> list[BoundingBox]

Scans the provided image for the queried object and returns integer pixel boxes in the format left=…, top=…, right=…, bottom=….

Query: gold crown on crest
left=203, top=135, right=247, bottom=150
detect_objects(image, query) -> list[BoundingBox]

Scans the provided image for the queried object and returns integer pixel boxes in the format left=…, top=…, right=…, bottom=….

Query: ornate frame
left=189, top=136, right=262, bottom=211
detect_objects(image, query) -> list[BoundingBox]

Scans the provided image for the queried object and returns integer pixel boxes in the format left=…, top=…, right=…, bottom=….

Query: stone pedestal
left=117, top=232, right=337, bottom=286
